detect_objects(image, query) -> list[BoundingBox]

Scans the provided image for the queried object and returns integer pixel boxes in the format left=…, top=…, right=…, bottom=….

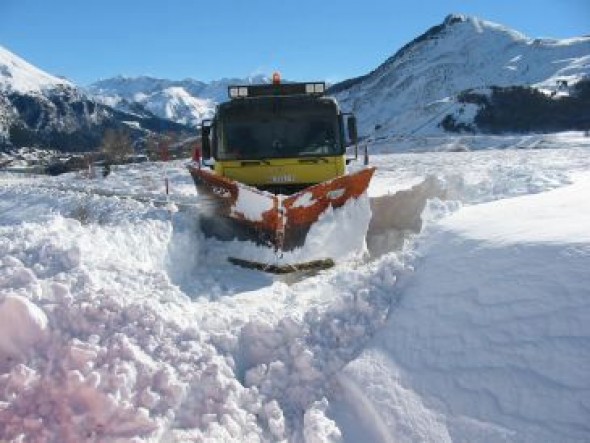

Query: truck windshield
left=218, top=104, right=342, bottom=160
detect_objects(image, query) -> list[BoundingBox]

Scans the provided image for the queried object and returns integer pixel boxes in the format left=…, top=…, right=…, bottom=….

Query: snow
left=444, top=172, right=590, bottom=244
left=1, top=134, right=590, bottom=441
left=337, top=175, right=590, bottom=442
left=88, top=74, right=270, bottom=127
left=0, top=294, right=48, bottom=361
left=232, top=185, right=275, bottom=222
left=144, top=86, right=215, bottom=126
left=0, top=45, right=71, bottom=94
left=292, top=192, right=316, bottom=208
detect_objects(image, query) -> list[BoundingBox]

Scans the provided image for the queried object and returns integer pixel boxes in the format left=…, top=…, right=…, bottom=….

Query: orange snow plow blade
left=188, top=165, right=376, bottom=251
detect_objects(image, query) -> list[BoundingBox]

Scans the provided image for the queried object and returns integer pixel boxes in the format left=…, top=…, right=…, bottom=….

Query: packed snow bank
left=367, top=132, right=590, bottom=155
left=335, top=173, right=590, bottom=443
left=445, top=172, right=590, bottom=244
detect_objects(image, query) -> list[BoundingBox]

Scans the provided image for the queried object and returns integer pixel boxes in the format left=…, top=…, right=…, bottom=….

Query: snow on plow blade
left=188, top=165, right=376, bottom=252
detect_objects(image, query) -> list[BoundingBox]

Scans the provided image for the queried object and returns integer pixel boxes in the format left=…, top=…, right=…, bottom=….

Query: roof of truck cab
left=217, top=95, right=339, bottom=114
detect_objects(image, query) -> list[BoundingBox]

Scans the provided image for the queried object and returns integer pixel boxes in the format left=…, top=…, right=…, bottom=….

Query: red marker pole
left=160, top=140, right=171, bottom=195
left=192, top=142, right=202, bottom=169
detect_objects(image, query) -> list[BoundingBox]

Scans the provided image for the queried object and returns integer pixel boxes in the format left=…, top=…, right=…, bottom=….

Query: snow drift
left=1, top=136, right=590, bottom=441
left=336, top=173, right=590, bottom=442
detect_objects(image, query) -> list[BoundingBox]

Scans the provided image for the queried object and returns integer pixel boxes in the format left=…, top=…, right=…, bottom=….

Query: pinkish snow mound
left=0, top=215, right=271, bottom=442
left=0, top=294, right=48, bottom=363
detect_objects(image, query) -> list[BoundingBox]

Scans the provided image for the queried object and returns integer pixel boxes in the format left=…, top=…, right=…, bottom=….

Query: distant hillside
left=330, top=14, right=590, bottom=137
left=87, top=75, right=272, bottom=127
left=0, top=46, right=192, bottom=152
left=441, top=79, right=590, bottom=133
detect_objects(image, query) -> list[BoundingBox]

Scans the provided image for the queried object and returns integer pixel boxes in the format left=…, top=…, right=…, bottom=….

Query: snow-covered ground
left=1, top=133, right=589, bottom=442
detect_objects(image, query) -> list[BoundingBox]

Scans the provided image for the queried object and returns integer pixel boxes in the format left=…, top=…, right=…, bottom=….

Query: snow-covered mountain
left=86, top=15, right=590, bottom=137
left=88, top=75, right=271, bottom=127
left=330, top=14, right=590, bottom=136
left=0, top=46, right=72, bottom=94
left=0, top=46, right=191, bottom=151
left=4, top=14, right=589, bottom=151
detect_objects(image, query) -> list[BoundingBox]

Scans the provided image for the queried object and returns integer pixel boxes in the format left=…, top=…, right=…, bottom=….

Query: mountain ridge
left=86, top=14, right=590, bottom=137
left=331, top=14, right=590, bottom=136
left=0, top=45, right=72, bottom=94
left=2, top=13, right=589, bottom=152
left=87, top=74, right=272, bottom=126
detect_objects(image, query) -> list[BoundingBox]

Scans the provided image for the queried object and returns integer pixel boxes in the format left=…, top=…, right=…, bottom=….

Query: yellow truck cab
left=200, top=78, right=358, bottom=195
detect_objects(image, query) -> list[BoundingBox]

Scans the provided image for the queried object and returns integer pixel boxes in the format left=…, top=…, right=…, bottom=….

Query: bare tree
left=101, top=128, right=133, bottom=162
left=144, top=134, right=160, bottom=161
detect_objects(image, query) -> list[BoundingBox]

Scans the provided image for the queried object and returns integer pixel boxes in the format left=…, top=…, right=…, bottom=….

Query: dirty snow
left=0, top=133, right=589, bottom=442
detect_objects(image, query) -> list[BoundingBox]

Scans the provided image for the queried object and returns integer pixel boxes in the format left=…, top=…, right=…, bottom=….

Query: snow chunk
left=0, top=295, right=48, bottom=359
left=263, top=400, right=286, bottom=439
left=304, top=399, right=342, bottom=443
left=291, top=192, right=316, bottom=208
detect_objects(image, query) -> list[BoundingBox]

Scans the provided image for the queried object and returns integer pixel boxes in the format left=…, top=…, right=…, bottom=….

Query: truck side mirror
left=347, top=116, right=358, bottom=144
left=201, top=120, right=212, bottom=158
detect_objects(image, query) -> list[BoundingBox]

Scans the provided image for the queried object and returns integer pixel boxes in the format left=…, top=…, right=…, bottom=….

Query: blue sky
left=1, top=0, right=588, bottom=85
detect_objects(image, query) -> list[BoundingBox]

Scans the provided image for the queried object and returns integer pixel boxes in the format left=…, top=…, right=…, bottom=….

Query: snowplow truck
left=188, top=76, right=375, bottom=269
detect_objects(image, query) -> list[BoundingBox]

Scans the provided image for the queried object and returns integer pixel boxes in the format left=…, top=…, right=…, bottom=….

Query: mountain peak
left=441, top=14, right=530, bottom=41
left=330, top=14, right=590, bottom=136
left=0, top=45, right=72, bottom=94
left=443, top=13, right=467, bottom=26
